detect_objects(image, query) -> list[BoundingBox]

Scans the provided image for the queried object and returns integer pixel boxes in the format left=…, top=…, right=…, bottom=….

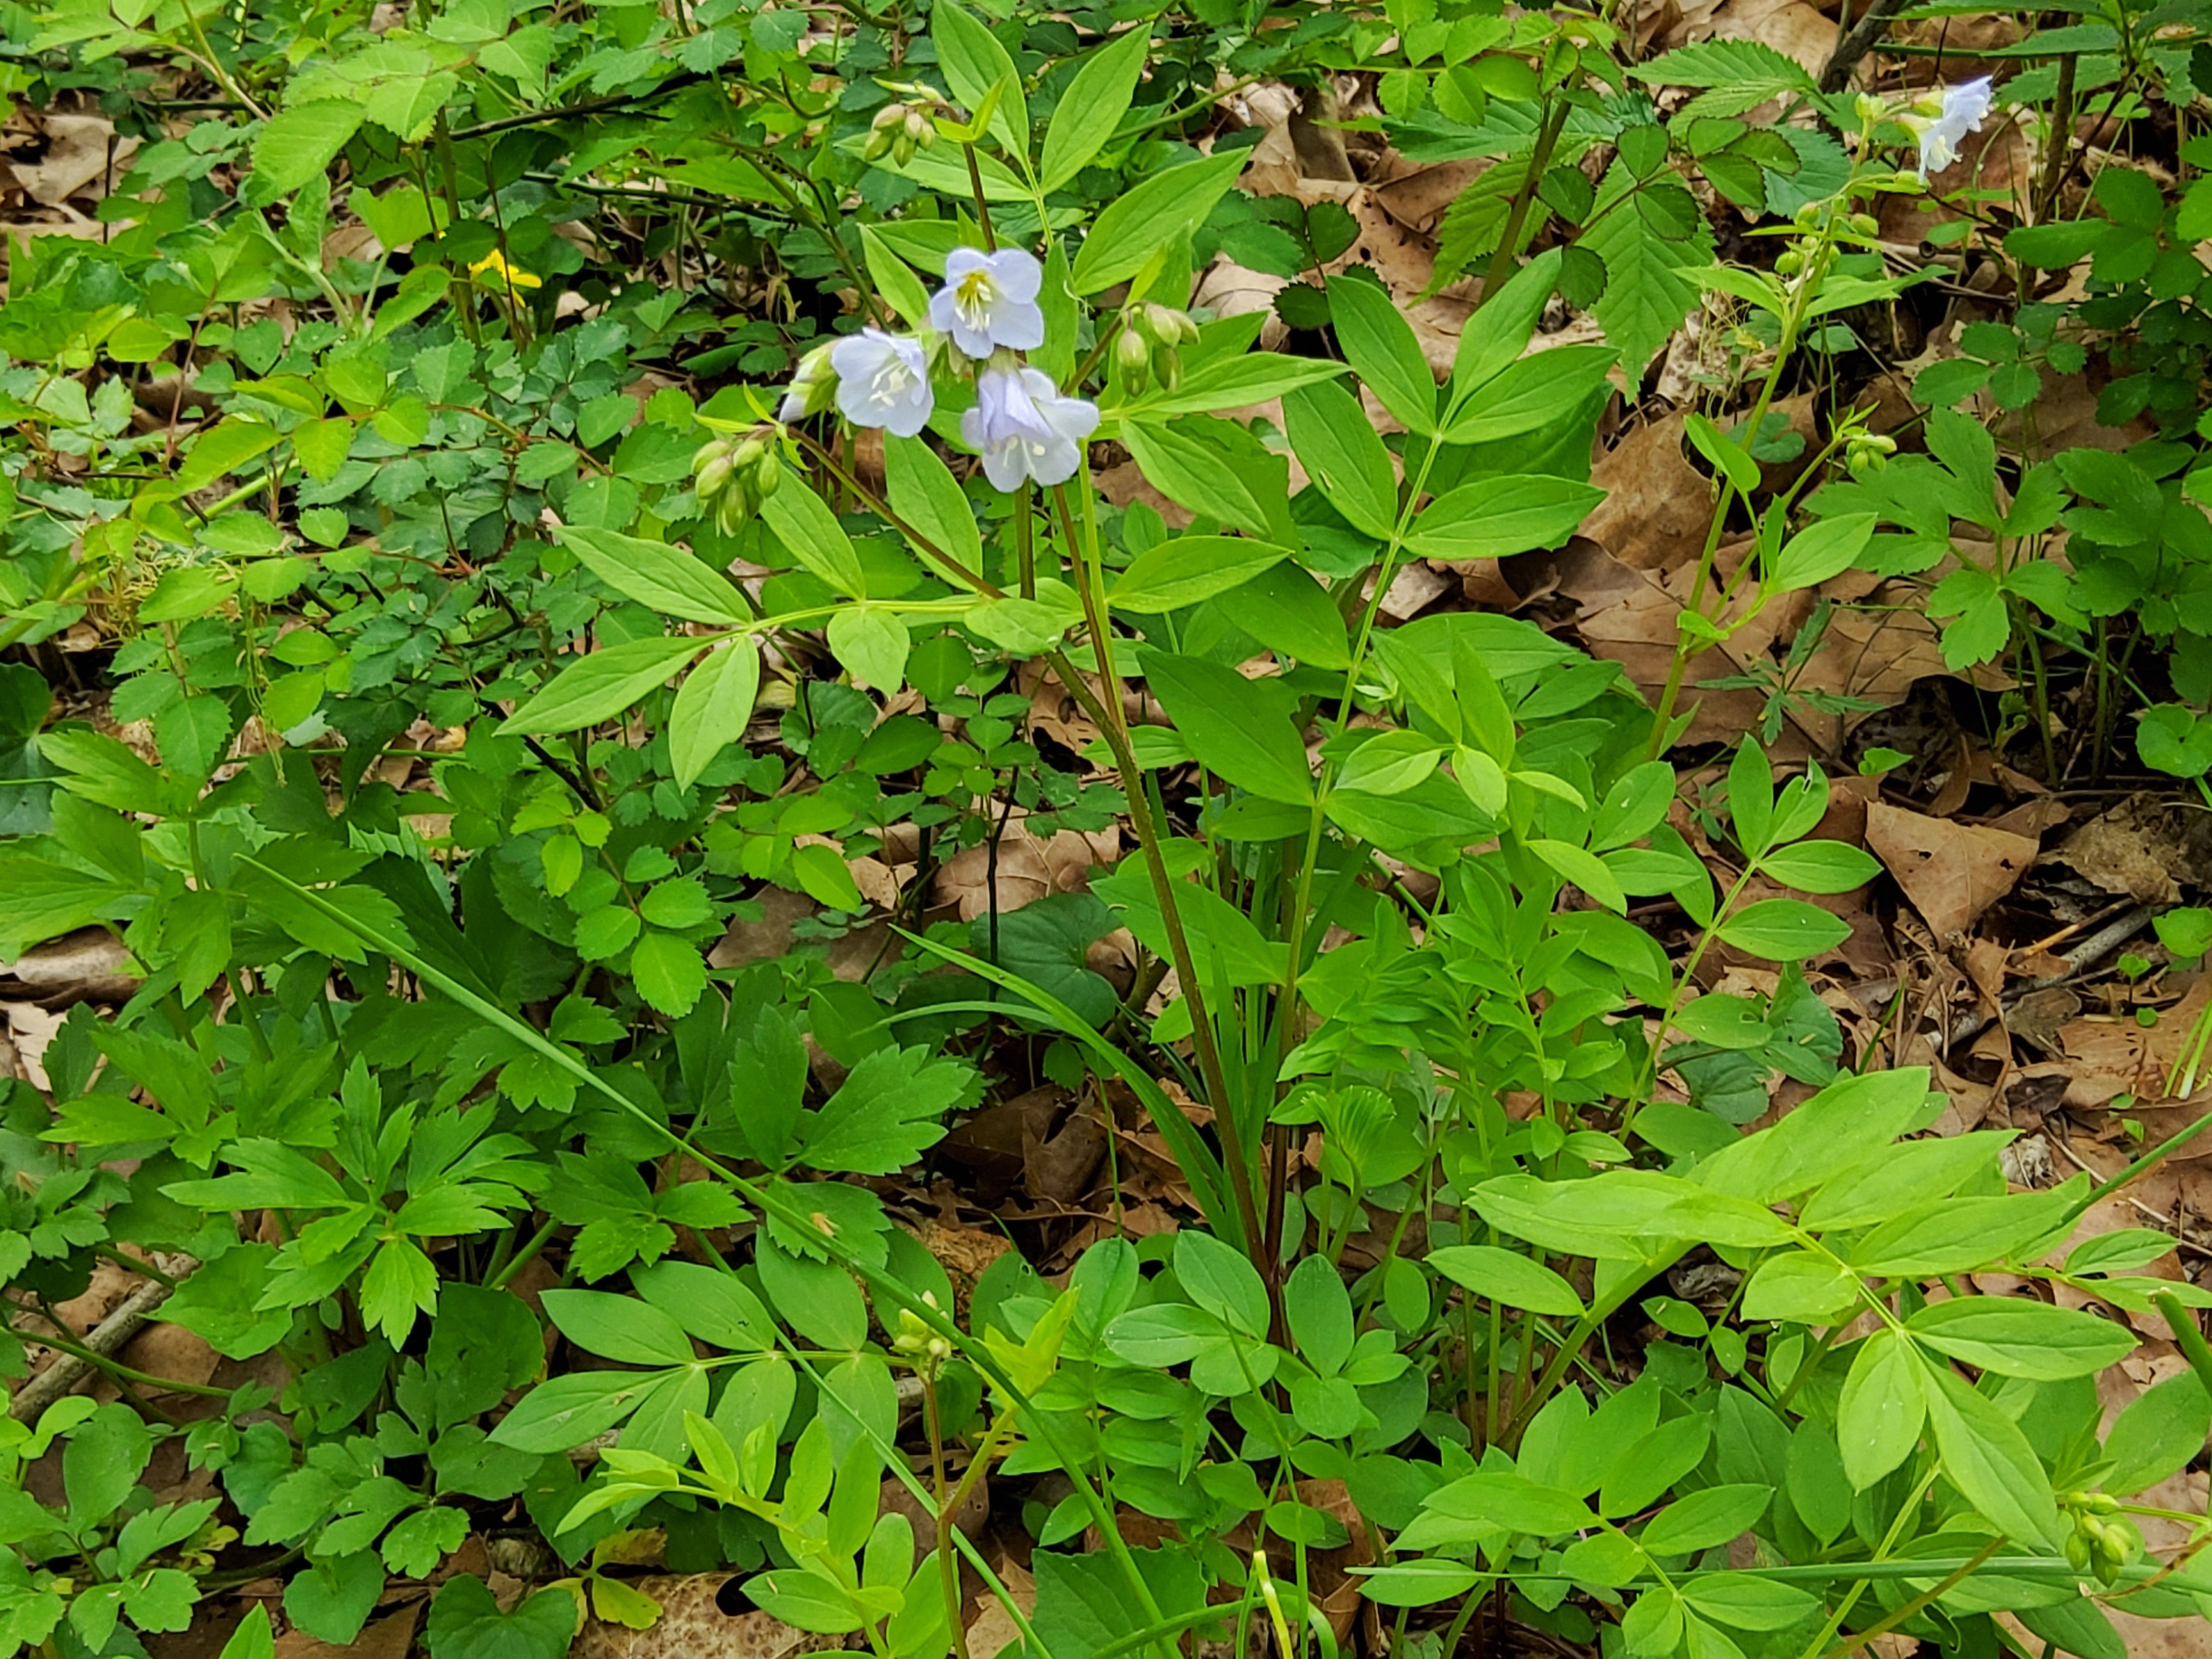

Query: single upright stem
left=964, top=144, right=998, bottom=250
left=1050, top=481, right=1269, bottom=1268
left=1479, top=96, right=1573, bottom=299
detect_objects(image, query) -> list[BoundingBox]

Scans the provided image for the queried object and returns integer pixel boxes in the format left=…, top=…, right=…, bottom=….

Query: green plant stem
left=488, top=1218, right=561, bottom=1290
left=1478, top=95, right=1572, bottom=300
left=1049, top=479, right=1267, bottom=1266
left=1811, top=1537, right=2006, bottom=1659
left=14, top=1321, right=232, bottom=1401
left=921, top=1374, right=969, bottom=1659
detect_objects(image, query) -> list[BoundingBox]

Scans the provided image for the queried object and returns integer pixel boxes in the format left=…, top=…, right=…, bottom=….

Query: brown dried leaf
left=572, top=1576, right=841, bottom=1659
left=1865, top=802, right=2038, bottom=938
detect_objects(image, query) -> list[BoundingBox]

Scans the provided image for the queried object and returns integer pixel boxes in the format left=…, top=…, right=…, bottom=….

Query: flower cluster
left=771, top=245, right=1101, bottom=491
left=692, top=431, right=783, bottom=533
left=1896, top=77, right=1992, bottom=180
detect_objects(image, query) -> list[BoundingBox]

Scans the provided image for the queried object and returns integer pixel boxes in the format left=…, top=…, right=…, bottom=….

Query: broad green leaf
left=1923, top=1363, right=2060, bottom=1546
left=1684, top=410, right=1759, bottom=495
left=1836, top=1329, right=1924, bottom=1489
left=1402, top=475, right=1603, bottom=562
left=1039, top=24, right=1149, bottom=191
left=1108, top=535, right=1290, bottom=613
left=1800, top=1132, right=2013, bottom=1229
left=1122, top=353, right=1348, bottom=419
left=885, top=435, right=983, bottom=573
left=1905, top=1297, right=2137, bottom=1380
left=1636, top=1484, right=1771, bottom=1555
left=1419, top=1471, right=1596, bottom=1538
left=1448, top=246, right=1561, bottom=402
left=540, top=1288, right=697, bottom=1366
left=1428, top=1244, right=1585, bottom=1317
left=801, top=1045, right=972, bottom=1175
left=1526, top=838, right=1627, bottom=914
left=1581, top=160, right=1714, bottom=373
left=1755, top=840, right=1880, bottom=894
left=1176, top=1230, right=1270, bottom=1339
left=1473, top=1170, right=1796, bottom=1258
left=668, top=640, right=761, bottom=790
left=251, top=101, right=364, bottom=197
left=1351, top=1560, right=1484, bottom=1606
left=1140, top=649, right=1314, bottom=805
left=1850, top=1190, right=2076, bottom=1276
left=557, top=525, right=750, bottom=625
left=1327, top=274, right=1437, bottom=434
left=860, top=226, right=932, bottom=326
left=1444, top=343, right=1617, bottom=444
left=1713, top=898, right=1850, bottom=960
left=2104, top=1374, right=2212, bottom=1495
left=176, top=421, right=282, bottom=494
left=1282, top=379, right=1398, bottom=539
left=1120, top=417, right=1293, bottom=541
left=826, top=609, right=909, bottom=691
left=1769, top=513, right=1875, bottom=592
left=501, top=637, right=702, bottom=735
left=931, top=1, right=1029, bottom=158
left=1741, top=1250, right=1860, bottom=1322
left=1678, top=1575, right=1819, bottom=1633
left=1072, top=151, right=1246, bottom=295
left=1334, top=729, right=1445, bottom=796
left=760, top=482, right=866, bottom=596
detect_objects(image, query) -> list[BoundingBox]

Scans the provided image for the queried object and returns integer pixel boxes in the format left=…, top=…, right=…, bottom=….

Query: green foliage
left=4, top=0, right=2212, bottom=1656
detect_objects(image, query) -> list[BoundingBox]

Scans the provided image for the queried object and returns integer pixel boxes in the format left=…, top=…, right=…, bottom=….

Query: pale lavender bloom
left=929, top=247, right=1046, bottom=360
left=961, top=363, right=1098, bottom=490
left=828, top=328, right=934, bottom=437
left=1903, top=77, right=1992, bottom=178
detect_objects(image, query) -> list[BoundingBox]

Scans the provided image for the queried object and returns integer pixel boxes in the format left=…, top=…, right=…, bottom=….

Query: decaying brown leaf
left=1865, top=802, right=2039, bottom=938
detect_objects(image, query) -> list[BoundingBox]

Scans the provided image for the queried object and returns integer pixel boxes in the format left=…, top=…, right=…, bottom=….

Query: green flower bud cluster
left=862, top=102, right=937, bottom=168
left=1844, top=431, right=1896, bottom=475
left=891, top=1293, right=953, bottom=1378
left=693, top=429, right=783, bottom=533
left=1114, top=303, right=1201, bottom=396
left=2061, top=1491, right=2135, bottom=1586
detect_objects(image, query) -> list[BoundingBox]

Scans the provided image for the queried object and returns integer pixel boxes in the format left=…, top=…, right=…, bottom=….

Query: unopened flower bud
left=1152, top=343, right=1181, bottom=393
left=1115, top=326, right=1150, bottom=392
left=905, top=109, right=934, bottom=148
left=1849, top=212, right=1880, bottom=237
left=892, top=132, right=915, bottom=167
left=695, top=450, right=734, bottom=500
left=871, top=103, right=907, bottom=132
left=752, top=446, right=783, bottom=498
left=1776, top=250, right=1804, bottom=276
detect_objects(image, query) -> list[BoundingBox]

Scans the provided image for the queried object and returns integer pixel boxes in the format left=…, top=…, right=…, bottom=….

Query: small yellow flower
left=468, top=248, right=541, bottom=295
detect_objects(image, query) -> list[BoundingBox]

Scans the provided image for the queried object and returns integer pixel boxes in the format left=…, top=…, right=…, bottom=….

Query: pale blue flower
left=1903, top=77, right=1992, bottom=178
left=929, top=247, right=1046, bottom=360
left=828, top=328, right=934, bottom=437
left=961, top=363, right=1097, bottom=490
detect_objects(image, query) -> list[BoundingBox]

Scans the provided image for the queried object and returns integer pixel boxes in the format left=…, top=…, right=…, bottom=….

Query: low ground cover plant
left=5, top=0, right=2212, bottom=1657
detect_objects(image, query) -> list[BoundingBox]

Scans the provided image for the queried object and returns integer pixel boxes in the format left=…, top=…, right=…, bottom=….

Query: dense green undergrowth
left=6, top=0, right=2212, bottom=1657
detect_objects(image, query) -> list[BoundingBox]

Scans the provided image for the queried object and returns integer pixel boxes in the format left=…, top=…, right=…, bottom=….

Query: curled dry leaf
left=931, top=812, right=1119, bottom=923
